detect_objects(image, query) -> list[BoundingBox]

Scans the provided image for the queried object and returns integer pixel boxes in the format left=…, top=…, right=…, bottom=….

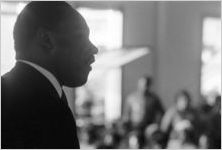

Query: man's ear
left=36, top=28, right=55, bottom=53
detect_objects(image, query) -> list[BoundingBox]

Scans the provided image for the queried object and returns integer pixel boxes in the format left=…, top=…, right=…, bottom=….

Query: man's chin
left=63, top=77, right=88, bottom=87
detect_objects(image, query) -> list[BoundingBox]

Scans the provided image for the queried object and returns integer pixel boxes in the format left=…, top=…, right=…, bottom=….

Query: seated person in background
left=197, top=94, right=221, bottom=149
left=96, top=122, right=122, bottom=149
left=127, top=130, right=141, bottom=149
left=198, top=95, right=213, bottom=114
left=204, top=95, right=221, bottom=149
left=144, top=123, right=165, bottom=149
left=166, top=120, right=198, bottom=149
left=123, top=76, right=164, bottom=148
left=160, top=90, right=201, bottom=148
left=96, top=131, right=115, bottom=149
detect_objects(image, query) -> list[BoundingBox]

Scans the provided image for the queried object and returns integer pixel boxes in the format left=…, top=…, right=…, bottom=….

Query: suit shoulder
left=1, top=69, right=35, bottom=110
left=1, top=70, right=22, bottom=95
left=1, top=72, right=15, bottom=100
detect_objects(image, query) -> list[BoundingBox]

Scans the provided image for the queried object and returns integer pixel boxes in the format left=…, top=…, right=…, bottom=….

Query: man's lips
left=86, top=56, right=95, bottom=66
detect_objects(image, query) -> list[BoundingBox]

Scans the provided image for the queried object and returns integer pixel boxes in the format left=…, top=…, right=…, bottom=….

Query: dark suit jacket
left=1, top=62, right=80, bottom=149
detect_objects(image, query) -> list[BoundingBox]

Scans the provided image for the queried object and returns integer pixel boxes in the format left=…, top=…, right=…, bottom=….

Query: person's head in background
left=13, top=1, right=98, bottom=87
left=137, top=76, right=153, bottom=93
left=175, top=90, right=192, bottom=112
left=128, top=131, right=140, bottom=149
left=213, top=95, right=221, bottom=114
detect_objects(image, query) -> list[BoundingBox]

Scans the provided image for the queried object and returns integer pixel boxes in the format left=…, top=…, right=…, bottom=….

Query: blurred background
left=1, top=1, right=221, bottom=149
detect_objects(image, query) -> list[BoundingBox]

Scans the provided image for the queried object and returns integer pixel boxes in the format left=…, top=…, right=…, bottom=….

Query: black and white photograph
left=1, top=1, right=221, bottom=149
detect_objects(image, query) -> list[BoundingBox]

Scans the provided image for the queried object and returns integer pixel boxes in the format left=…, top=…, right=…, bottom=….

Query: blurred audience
left=160, top=90, right=201, bottom=148
left=197, top=94, right=221, bottom=149
left=202, top=95, right=221, bottom=149
left=76, top=79, right=220, bottom=149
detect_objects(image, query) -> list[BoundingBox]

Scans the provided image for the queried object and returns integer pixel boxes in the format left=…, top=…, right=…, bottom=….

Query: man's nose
left=91, top=44, right=98, bottom=55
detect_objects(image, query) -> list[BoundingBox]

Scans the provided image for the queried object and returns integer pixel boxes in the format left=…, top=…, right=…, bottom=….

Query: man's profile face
left=53, top=12, right=98, bottom=87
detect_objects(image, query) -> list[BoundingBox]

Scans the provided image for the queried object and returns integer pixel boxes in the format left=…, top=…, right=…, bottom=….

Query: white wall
left=156, top=1, right=221, bottom=108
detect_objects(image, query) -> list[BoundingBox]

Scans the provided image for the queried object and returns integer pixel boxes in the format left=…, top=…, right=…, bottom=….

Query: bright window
left=77, top=7, right=123, bottom=52
left=1, top=2, right=26, bottom=75
left=201, top=17, right=221, bottom=98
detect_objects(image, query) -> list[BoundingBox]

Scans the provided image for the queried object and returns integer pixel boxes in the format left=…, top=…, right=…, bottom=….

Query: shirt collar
left=17, top=60, right=62, bottom=98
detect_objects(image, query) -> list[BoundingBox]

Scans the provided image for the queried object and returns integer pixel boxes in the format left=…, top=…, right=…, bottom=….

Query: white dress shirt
left=17, top=60, right=62, bottom=98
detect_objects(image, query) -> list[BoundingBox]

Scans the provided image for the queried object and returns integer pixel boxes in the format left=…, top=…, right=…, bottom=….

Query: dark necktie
left=61, top=90, right=68, bottom=106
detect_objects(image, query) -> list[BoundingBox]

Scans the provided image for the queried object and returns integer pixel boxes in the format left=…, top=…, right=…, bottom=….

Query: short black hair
left=13, top=1, right=76, bottom=52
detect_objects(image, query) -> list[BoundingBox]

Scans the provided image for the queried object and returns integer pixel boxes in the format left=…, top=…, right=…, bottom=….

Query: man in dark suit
left=1, top=1, right=98, bottom=148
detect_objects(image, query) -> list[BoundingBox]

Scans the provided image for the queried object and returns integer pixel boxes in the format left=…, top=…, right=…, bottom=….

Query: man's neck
left=17, top=59, right=63, bottom=98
